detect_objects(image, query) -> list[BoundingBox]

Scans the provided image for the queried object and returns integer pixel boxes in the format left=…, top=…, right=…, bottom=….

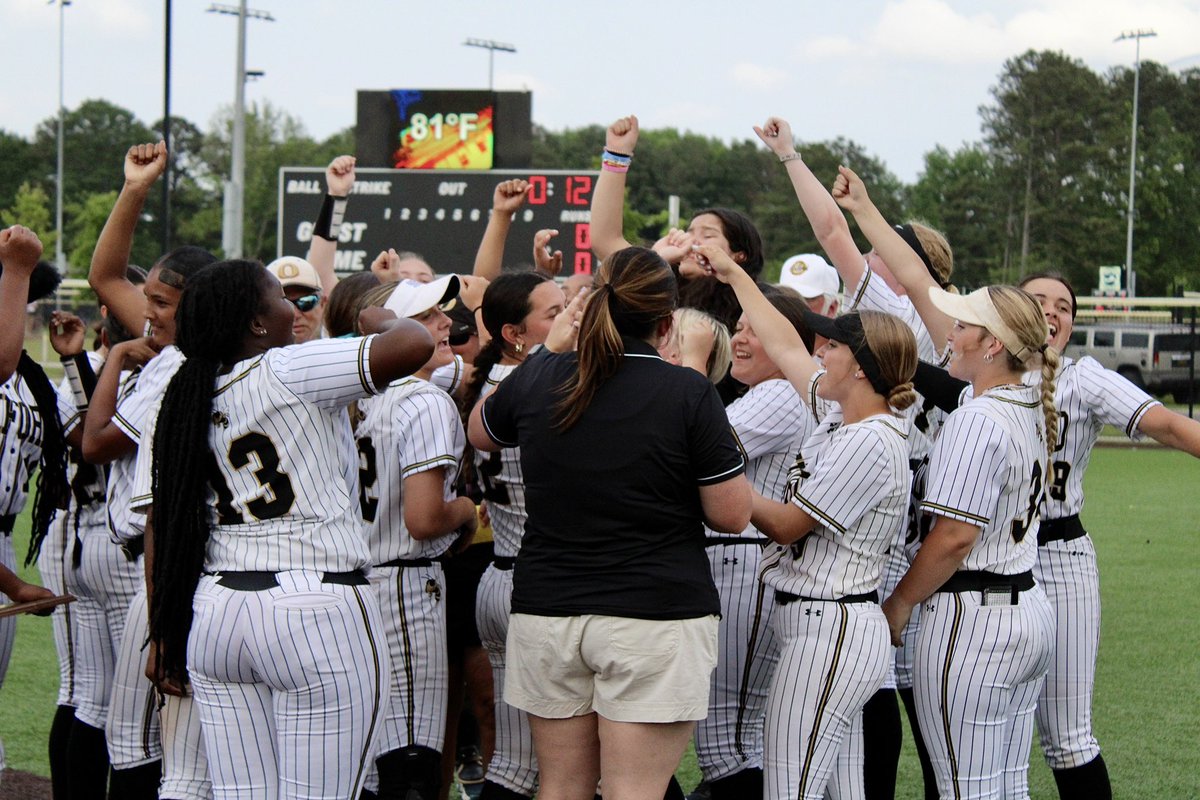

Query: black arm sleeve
left=913, top=360, right=969, bottom=414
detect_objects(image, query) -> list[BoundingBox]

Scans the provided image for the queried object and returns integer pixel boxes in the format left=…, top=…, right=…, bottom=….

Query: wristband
left=601, top=149, right=632, bottom=174
left=313, top=193, right=349, bottom=241
left=778, top=152, right=804, bottom=163
left=61, top=355, right=91, bottom=409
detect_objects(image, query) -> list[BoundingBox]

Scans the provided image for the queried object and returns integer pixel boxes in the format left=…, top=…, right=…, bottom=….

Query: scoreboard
left=277, top=168, right=599, bottom=276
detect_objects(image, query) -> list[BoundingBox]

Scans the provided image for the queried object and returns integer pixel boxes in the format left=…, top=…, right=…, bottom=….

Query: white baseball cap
left=383, top=275, right=460, bottom=319
left=266, top=256, right=321, bottom=291
left=778, top=253, right=840, bottom=299
left=928, top=285, right=1038, bottom=362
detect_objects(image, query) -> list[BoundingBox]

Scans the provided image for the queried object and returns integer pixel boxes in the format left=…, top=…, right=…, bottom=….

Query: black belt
left=492, top=557, right=515, bottom=571
left=0, top=513, right=15, bottom=536
left=705, top=536, right=766, bottom=547
left=121, top=534, right=145, bottom=563
left=1038, top=514, right=1087, bottom=547
left=376, top=555, right=446, bottom=569
left=775, top=590, right=879, bottom=606
left=937, top=570, right=1034, bottom=605
left=212, top=570, right=368, bottom=591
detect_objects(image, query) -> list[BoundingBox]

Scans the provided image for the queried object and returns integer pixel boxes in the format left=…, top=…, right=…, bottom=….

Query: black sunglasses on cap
left=288, top=293, right=320, bottom=312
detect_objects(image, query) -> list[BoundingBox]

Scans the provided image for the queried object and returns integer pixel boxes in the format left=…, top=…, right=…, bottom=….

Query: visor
left=802, top=309, right=892, bottom=397
left=383, top=275, right=460, bottom=319
left=928, top=285, right=1035, bottom=362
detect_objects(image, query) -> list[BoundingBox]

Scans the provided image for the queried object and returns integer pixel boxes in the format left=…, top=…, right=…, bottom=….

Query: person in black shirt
left=469, top=246, right=750, bottom=800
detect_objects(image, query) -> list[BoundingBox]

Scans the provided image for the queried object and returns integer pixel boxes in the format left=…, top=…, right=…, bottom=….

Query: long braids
left=148, top=260, right=265, bottom=681
left=19, top=352, right=69, bottom=565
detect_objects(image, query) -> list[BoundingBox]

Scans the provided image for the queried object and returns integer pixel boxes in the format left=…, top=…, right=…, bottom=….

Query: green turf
left=3, top=448, right=1197, bottom=797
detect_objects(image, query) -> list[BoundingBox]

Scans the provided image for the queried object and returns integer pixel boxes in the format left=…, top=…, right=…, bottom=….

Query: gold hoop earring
left=515, top=342, right=524, bottom=355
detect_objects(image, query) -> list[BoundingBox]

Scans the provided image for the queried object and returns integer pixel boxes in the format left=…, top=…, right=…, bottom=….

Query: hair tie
left=1038, top=343, right=1048, bottom=354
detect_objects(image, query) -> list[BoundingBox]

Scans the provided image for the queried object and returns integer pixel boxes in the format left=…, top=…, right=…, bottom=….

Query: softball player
left=353, top=276, right=477, bottom=799
left=884, top=285, right=1058, bottom=800
left=1017, top=274, right=1200, bottom=799
left=142, top=259, right=433, bottom=799
left=694, top=291, right=816, bottom=800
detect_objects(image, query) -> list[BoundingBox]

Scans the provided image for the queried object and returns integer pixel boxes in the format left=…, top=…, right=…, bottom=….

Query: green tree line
left=4, top=50, right=1198, bottom=294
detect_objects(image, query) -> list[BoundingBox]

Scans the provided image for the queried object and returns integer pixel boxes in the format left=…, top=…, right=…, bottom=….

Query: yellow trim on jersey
left=794, top=495, right=848, bottom=534
left=356, top=337, right=372, bottom=395
left=799, top=604, right=850, bottom=795
left=112, top=410, right=140, bottom=439
left=399, top=454, right=458, bottom=477
left=921, top=501, right=990, bottom=526
left=872, top=418, right=910, bottom=439
left=1125, top=398, right=1157, bottom=438
left=730, top=426, right=749, bottom=463
left=850, top=267, right=871, bottom=308
left=215, top=358, right=263, bottom=395
left=985, top=394, right=1039, bottom=408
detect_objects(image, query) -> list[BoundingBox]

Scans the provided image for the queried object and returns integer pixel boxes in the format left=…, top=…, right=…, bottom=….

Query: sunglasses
left=288, top=293, right=320, bottom=312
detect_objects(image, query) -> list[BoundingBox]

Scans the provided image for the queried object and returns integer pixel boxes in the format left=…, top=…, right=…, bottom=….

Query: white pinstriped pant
left=763, top=599, right=891, bottom=800
left=41, top=513, right=80, bottom=710
left=695, top=543, right=780, bottom=782
left=913, top=586, right=1054, bottom=800
left=476, top=564, right=539, bottom=796
left=106, top=586, right=162, bottom=768
left=369, top=562, right=449, bottom=756
left=1033, top=537, right=1102, bottom=770
left=0, top=534, right=16, bottom=771
left=187, top=572, right=390, bottom=800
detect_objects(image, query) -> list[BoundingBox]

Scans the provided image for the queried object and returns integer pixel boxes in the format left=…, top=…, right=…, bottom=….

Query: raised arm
left=697, top=244, right=821, bottom=400
left=473, top=179, right=530, bottom=282
left=90, top=143, right=167, bottom=336
left=833, top=165, right=952, bottom=349
left=589, top=116, right=638, bottom=261
left=358, top=307, right=435, bottom=387
left=81, top=337, right=159, bottom=464
left=0, top=225, right=42, bottom=381
left=753, top=117, right=865, bottom=288
left=306, top=155, right=356, bottom=295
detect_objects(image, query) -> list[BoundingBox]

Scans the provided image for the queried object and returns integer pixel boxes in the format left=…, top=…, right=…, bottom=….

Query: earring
left=515, top=342, right=524, bottom=355
left=855, top=370, right=864, bottom=378
left=253, top=326, right=267, bottom=337
left=984, top=352, right=993, bottom=363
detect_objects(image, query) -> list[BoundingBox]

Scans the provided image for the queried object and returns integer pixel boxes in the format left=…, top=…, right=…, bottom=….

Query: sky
left=3, top=0, right=1200, bottom=184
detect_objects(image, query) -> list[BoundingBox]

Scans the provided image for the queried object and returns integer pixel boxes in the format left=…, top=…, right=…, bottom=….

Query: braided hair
left=2, top=260, right=69, bottom=566
left=148, top=260, right=266, bottom=681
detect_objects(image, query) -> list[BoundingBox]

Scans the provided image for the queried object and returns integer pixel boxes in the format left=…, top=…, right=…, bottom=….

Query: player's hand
left=678, top=314, right=716, bottom=374
left=123, top=142, right=168, bottom=192
left=544, top=286, right=589, bottom=354
left=9, top=580, right=56, bottom=614
left=358, top=305, right=399, bottom=335
left=651, top=228, right=690, bottom=265
left=692, top=244, right=741, bottom=283
left=113, top=337, right=160, bottom=369
left=370, top=248, right=402, bottom=282
left=532, top=229, right=563, bottom=276
left=477, top=501, right=491, bottom=530
left=492, top=179, right=529, bottom=215
left=325, top=155, right=356, bottom=197
left=0, top=225, right=44, bottom=275
left=752, top=117, right=799, bottom=159
left=457, top=275, right=489, bottom=315
left=832, top=165, right=869, bottom=214
left=49, top=311, right=87, bottom=356
left=881, top=594, right=913, bottom=647
left=145, top=641, right=187, bottom=697
left=606, top=115, right=639, bottom=154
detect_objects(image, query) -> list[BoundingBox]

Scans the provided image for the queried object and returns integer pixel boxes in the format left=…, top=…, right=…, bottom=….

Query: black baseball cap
left=802, top=309, right=892, bottom=397
left=445, top=300, right=477, bottom=346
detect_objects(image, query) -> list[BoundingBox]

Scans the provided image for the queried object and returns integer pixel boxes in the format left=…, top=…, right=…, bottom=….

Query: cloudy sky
left=3, top=0, right=1200, bottom=183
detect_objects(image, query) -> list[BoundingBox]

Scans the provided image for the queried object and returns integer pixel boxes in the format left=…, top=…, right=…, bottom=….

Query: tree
left=0, top=130, right=33, bottom=213
left=66, top=191, right=119, bottom=277
left=1, top=182, right=57, bottom=257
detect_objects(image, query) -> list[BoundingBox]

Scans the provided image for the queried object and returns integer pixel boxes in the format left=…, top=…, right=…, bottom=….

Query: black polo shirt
left=481, top=337, right=745, bottom=619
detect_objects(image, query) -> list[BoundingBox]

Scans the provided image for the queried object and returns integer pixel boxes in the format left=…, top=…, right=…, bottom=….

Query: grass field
left=2, top=447, right=1197, bottom=797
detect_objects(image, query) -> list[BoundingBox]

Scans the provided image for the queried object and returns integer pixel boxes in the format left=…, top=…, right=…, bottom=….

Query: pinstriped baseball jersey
left=111, top=345, right=185, bottom=442
left=1041, top=356, right=1159, bottom=519
left=761, top=414, right=912, bottom=598
left=847, top=266, right=940, bottom=364
left=474, top=362, right=527, bottom=559
left=106, top=370, right=147, bottom=543
left=0, top=373, right=43, bottom=515
left=710, top=379, right=813, bottom=541
left=430, top=354, right=466, bottom=395
left=921, top=384, right=1047, bottom=575
left=141, top=336, right=380, bottom=573
left=356, top=376, right=465, bottom=563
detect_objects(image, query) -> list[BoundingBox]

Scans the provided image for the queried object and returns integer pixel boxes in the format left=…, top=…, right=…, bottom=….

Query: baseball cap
left=801, top=309, right=892, bottom=397
left=266, top=256, right=321, bottom=291
left=383, top=275, right=460, bottom=319
left=445, top=300, right=477, bottom=345
left=927, top=285, right=1035, bottom=362
left=778, top=254, right=840, bottom=299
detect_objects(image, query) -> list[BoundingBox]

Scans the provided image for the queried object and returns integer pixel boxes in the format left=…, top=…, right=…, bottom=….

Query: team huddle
left=1, top=114, right=1198, bottom=800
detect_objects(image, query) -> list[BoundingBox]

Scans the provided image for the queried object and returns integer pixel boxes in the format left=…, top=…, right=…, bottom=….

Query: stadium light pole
left=464, top=38, right=516, bottom=90
left=54, top=0, right=71, bottom=277
left=208, top=1, right=274, bottom=258
left=1116, top=29, right=1156, bottom=298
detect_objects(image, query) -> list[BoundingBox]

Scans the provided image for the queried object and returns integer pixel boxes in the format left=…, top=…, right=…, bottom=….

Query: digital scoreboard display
left=356, top=90, right=532, bottom=170
left=278, top=168, right=599, bottom=276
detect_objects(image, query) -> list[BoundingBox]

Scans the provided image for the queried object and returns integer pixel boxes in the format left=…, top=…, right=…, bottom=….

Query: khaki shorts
left=504, top=613, right=719, bottom=723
